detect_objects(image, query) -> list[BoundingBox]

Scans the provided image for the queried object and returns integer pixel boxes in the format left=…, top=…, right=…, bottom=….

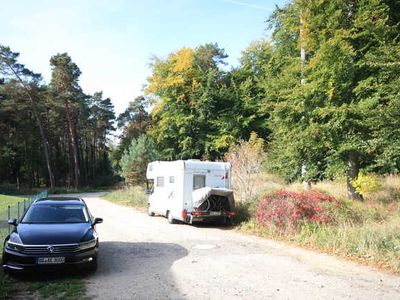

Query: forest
left=1, top=0, right=400, bottom=199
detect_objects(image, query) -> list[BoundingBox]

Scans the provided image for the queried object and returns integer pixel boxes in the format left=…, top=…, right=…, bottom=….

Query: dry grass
left=102, top=186, right=147, bottom=211
left=232, top=172, right=285, bottom=203
left=236, top=173, right=400, bottom=274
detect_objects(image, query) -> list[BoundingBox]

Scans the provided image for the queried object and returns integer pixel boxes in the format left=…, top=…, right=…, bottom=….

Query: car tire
left=220, top=217, right=229, bottom=226
left=2, top=266, right=12, bottom=275
left=147, top=205, right=155, bottom=216
left=167, top=212, right=176, bottom=224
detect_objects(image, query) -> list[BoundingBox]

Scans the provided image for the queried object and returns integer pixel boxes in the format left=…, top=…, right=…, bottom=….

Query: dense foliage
left=263, top=0, right=400, bottom=199
left=2, top=0, right=400, bottom=194
left=120, top=135, right=160, bottom=185
left=0, top=47, right=115, bottom=189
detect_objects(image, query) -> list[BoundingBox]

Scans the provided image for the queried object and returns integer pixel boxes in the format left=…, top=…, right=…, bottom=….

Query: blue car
left=2, top=197, right=102, bottom=273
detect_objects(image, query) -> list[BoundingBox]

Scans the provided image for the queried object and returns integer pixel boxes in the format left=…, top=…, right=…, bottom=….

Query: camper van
left=146, top=160, right=235, bottom=224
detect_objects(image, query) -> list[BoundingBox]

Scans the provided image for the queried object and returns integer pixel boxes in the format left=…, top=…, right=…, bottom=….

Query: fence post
left=24, top=199, right=26, bottom=212
left=8, top=205, right=10, bottom=235
left=17, top=202, right=20, bottom=220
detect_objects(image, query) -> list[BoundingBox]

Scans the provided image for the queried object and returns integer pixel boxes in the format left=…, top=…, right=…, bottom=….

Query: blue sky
left=1, top=0, right=286, bottom=114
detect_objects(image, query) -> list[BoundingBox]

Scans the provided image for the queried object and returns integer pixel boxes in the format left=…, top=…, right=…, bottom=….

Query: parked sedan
left=2, top=197, right=102, bottom=273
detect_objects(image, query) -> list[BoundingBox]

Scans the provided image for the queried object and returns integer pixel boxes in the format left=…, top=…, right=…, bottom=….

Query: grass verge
left=103, top=186, right=147, bottom=211
left=26, top=274, right=89, bottom=300
left=236, top=175, right=400, bottom=274
left=0, top=194, right=27, bottom=213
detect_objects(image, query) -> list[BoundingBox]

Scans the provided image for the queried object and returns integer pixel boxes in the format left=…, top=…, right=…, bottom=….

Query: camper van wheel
left=220, top=217, right=229, bottom=226
left=147, top=206, right=155, bottom=217
left=167, top=211, right=176, bottom=224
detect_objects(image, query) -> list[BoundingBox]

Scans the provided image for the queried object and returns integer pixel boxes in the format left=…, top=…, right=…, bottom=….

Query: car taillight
left=192, top=211, right=203, bottom=217
left=182, top=209, right=187, bottom=219
left=228, top=211, right=236, bottom=217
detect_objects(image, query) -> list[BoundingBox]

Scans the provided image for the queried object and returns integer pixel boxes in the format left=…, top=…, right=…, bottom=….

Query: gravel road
left=80, top=193, right=400, bottom=300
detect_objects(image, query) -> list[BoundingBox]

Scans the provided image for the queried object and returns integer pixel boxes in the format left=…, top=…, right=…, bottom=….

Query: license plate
left=210, top=211, right=221, bottom=216
left=37, top=257, right=65, bottom=265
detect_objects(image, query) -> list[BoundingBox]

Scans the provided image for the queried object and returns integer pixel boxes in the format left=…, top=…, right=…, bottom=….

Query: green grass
left=0, top=194, right=27, bottom=213
left=27, top=275, right=89, bottom=300
left=103, top=186, right=147, bottom=211
left=236, top=174, right=400, bottom=274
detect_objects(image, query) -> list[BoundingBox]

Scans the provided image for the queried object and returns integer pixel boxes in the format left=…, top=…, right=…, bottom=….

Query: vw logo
left=47, top=246, right=55, bottom=253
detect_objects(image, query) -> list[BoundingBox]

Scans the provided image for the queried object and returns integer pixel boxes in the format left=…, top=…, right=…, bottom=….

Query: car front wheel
left=148, top=205, right=155, bottom=216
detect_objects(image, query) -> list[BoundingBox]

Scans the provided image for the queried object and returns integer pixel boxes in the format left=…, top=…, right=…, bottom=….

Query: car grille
left=19, top=244, right=80, bottom=254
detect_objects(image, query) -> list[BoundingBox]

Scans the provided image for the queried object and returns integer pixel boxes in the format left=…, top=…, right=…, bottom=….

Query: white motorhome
left=146, top=160, right=235, bottom=224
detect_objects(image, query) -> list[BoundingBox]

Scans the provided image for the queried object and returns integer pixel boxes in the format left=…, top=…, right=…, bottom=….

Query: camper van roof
left=147, top=160, right=230, bottom=171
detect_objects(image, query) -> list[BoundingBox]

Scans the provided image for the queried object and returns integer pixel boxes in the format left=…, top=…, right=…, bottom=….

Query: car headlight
left=79, top=239, right=97, bottom=251
left=5, top=234, right=24, bottom=252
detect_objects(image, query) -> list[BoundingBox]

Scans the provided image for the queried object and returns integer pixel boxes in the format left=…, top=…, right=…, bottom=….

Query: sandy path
left=80, top=193, right=400, bottom=300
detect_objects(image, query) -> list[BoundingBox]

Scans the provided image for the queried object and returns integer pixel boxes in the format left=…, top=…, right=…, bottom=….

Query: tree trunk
left=301, top=163, right=311, bottom=190
left=346, top=152, right=363, bottom=200
left=92, top=130, right=97, bottom=181
left=5, top=64, right=56, bottom=189
left=65, top=101, right=80, bottom=190
left=67, top=129, right=73, bottom=187
left=300, top=12, right=311, bottom=190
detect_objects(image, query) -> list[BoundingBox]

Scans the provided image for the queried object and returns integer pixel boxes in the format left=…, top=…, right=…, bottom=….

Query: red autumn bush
left=256, top=190, right=335, bottom=231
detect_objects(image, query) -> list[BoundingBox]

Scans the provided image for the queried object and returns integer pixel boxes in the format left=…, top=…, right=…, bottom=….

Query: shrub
left=120, top=135, right=160, bottom=185
left=225, top=132, right=265, bottom=203
left=256, top=190, right=336, bottom=232
left=352, top=173, right=382, bottom=196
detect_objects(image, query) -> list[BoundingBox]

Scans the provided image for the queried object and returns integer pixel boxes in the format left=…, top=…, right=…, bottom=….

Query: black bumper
left=2, top=247, right=97, bottom=272
left=187, top=212, right=232, bottom=224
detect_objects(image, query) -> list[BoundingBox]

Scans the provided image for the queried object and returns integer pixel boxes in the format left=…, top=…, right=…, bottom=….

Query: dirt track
left=81, top=193, right=400, bottom=299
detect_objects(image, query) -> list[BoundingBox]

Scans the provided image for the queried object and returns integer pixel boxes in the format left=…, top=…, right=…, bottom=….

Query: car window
left=21, top=204, right=89, bottom=224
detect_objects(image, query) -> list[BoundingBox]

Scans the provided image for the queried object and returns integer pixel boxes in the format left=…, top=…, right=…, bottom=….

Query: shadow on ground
left=86, top=241, right=189, bottom=299
left=6, top=242, right=188, bottom=299
left=151, top=214, right=236, bottom=231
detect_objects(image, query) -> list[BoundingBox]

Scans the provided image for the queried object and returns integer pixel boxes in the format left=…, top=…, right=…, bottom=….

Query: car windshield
left=21, top=204, right=89, bottom=224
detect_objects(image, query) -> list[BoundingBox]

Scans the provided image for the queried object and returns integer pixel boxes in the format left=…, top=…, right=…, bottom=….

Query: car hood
left=16, top=223, right=92, bottom=245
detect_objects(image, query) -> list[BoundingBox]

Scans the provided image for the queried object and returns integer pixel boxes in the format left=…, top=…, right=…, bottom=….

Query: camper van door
left=154, top=175, right=168, bottom=215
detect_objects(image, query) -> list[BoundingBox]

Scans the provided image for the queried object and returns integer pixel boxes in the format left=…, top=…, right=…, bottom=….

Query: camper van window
left=146, top=179, right=154, bottom=194
left=156, top=176, right=164, bottom=188
left=169, top=176, right=175, bottom=184
left=193, top=175, right=206, bottom=190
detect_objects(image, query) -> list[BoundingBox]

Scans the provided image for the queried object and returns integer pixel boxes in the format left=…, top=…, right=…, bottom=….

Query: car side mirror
left=145, top=188, right=153, bottom=195
left=93, top=217, right=103, bottom=225
left=8, top=218, right=17, bottom=226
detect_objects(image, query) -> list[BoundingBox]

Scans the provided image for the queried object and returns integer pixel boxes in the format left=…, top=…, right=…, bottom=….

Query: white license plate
left=37, top=257, right=65, bottom=265
left=210, top=211, right=221, bottom=216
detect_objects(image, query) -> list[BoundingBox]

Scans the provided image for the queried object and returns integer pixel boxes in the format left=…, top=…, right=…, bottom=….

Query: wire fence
left=0, top=190, right=48, bottom=239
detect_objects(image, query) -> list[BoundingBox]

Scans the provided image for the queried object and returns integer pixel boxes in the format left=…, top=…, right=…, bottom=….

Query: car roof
left=33, top=197, right=85, bottom=205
